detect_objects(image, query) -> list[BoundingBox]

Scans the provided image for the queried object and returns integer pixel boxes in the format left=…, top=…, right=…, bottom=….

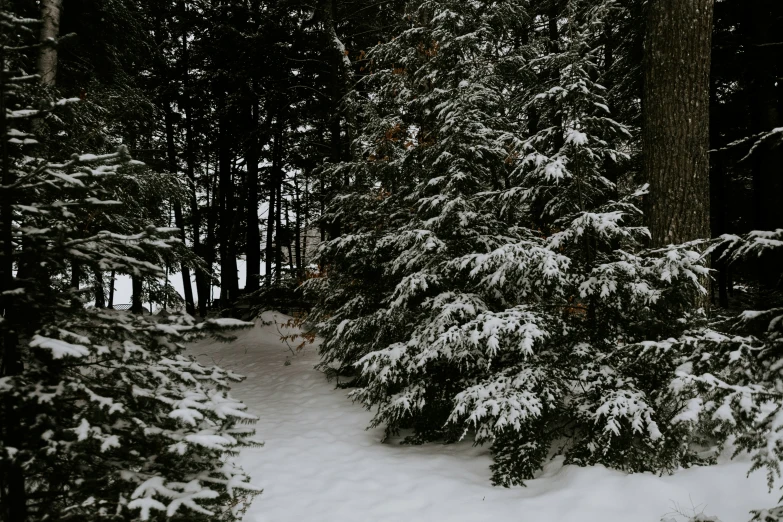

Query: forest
left=1, top=0, right=783, bottom=520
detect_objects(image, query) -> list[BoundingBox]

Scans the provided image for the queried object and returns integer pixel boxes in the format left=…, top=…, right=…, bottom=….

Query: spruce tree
left=310, top=0, right=713, bottom=486
left=0, top=6, right=260, bottom=520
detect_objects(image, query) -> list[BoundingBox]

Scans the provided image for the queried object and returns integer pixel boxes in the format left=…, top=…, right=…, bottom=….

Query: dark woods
left=12, top=0, right=780, bottom=315
left=1, top=0, right=783, bottom=521
left=45, top=0, right=407, bottom=314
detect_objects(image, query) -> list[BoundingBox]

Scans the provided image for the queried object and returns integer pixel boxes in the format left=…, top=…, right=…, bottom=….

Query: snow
left=30, top=334, right=90, bottom=358
left=189, top=311, right=779, bottom=522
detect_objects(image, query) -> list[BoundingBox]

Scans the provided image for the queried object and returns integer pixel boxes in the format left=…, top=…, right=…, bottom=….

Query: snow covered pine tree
left=0, top=6, right=260, bottom=521
left=642, top=226, right=783, bottom=522
left=310, top=0, right=724, bottom=488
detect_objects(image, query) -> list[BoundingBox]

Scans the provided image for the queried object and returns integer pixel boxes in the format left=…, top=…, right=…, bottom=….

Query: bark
left=38, top=0, right=62, bottom=86
left=642, top=0, right=714, bottom=246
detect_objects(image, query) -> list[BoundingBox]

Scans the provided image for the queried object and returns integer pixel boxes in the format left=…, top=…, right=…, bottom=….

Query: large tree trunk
left=38, top=0, right=62, bottom=86
left=642, top=0, right=714, bottom=246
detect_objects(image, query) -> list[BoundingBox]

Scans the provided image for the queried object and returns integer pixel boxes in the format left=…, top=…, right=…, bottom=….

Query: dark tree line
left=2, top=0, right=783, bottom=520
left=42, top=0, right=405, bottom=315
left=9, top=0, right=772, bottom=319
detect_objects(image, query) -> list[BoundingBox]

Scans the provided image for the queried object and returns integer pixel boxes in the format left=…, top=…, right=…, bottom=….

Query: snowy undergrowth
left=190, top=312, right=778, bottom=522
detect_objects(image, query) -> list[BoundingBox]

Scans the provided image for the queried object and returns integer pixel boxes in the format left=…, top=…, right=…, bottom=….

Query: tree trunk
left=38, top=0, right=62, bottom=86
left=294, top=171, right=302, bottom=277
left=323, top=0, right=354, bottom=163
left=70, top=262, right=81, bottom=309
left=218, top=108, right=236, bottom=304
left=94, top=269, right=105, bottom=308
left=286, top=198, right=294, bottom=275
left=165, top=103, right=196, bottom=315
left=179, top=1, right=208, bottom=315
left=173, top=201, right=195, bottom=313
left=227, top=167, right=242, bottom=299
left=642, top=0, right=714, bottom=246
left=319, top=167, right=325, bottom=243
left=246, top=99, right=261, bottom=292
left=275, top=176, right=283, bottom=282
left=265, top=121, right=282, bottom=288
left=205, top=146, right=219, bottom=308
left=131, top=275, right=143, bottom=314
left=302, top=168, right=309, bottom=269
left=108, top=270, right=115, bottom=308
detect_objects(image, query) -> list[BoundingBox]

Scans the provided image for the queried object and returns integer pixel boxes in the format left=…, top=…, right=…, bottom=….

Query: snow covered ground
left=189, top=312, right=779, bottom=522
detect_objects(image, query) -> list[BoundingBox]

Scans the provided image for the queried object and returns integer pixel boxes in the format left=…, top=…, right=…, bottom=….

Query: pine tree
left=310, top=0, right=713, bottom=486
left=0, top=6, right=260, bottom=520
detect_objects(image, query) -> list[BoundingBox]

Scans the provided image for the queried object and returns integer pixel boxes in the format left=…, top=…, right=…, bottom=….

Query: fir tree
left=0, top=6, right=260, bottom=520
left=310, top=0, right=714, bottom=487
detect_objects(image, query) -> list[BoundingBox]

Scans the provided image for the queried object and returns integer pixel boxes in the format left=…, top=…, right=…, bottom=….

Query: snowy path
left=190, top=312, right=777, bottom=522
